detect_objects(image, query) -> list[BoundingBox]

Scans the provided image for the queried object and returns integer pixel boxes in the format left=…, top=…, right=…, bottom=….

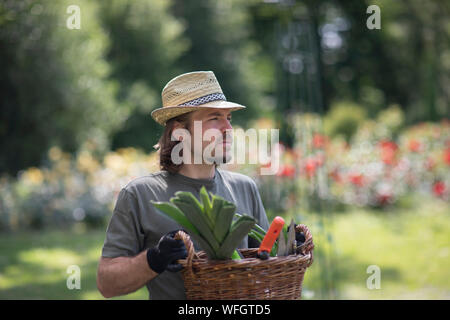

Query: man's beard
left=174, top=130, right=234, bottom=165
left=202, top=145, right=232, bottom=165
left=199, top=131, right=233, bottom=165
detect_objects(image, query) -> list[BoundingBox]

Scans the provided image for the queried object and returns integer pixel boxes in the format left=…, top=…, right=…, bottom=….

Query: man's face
left=187, top=108, right=234, bottom=165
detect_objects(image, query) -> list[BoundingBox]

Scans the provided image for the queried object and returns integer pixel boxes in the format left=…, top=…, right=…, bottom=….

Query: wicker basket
left=175, top=224, right=314, bottom=300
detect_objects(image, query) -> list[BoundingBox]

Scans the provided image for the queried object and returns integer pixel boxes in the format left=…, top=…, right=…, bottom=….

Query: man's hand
left=147, top=230, right=188, bottom=274
left=287, top=223, right=306, bottom=247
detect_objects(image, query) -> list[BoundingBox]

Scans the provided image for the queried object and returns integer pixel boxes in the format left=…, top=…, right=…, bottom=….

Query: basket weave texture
left=175, top=224, right=314, bottom=300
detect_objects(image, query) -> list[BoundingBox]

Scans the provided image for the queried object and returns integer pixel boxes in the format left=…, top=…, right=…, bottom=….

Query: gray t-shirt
left=101, top=167, right=270, bottom=300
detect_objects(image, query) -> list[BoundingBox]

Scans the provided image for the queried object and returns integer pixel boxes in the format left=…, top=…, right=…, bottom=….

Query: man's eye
left=209, top=117, right=232, bottom=122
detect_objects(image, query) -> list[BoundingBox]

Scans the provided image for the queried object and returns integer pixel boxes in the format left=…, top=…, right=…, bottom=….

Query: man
left=96, top=71, right=270, bottom=299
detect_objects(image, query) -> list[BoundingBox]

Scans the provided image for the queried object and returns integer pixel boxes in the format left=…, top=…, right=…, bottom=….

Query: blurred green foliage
left=0, top=0, right=131, bottom=175
left=376, top=104, right=405, bottom=138
left=99, top=0, right=189, bottom=151
left=0, top=0, right=449, bottom=175
left=323, top=101, right=367, bottom=141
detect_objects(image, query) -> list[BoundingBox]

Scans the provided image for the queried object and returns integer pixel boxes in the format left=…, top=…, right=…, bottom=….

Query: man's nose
left=222, top=117, right=233, bottom=131
left=219, top=121, right=232, bottom=143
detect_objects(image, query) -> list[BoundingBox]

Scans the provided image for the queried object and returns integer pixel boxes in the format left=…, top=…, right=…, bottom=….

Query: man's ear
left=171, top=121, right=182, bottom=141
left=172, top=120, right=182, bottom=131
left=171, top=120, right=190, bottom=142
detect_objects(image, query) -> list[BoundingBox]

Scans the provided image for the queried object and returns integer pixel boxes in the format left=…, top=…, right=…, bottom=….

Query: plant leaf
left=171, top=197, right=220, bottom=252
left=213, top=202, right=236, bottom=243
left=151, top=201, right=200, bottom=236
left=175, top=191, right=214, bottom=230
left=216, top=215, right=255, bottom=259
left=199, top=186, right=213, bottom=224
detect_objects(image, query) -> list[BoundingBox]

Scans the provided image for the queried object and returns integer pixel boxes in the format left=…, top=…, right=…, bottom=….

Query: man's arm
left=97, top=230, right=187, bottom=298
left=97, top=250, right=157, bottom=298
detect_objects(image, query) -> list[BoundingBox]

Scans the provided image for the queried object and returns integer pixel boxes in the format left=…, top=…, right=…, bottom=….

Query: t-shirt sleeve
left=249, top=179, right=270, bottom=231
left=101, top=188, right=145, bottom=258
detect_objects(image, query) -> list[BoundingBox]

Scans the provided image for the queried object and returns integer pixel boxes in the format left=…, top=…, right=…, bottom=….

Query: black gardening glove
left=287, top=223, right=306, bottom=247
left=147, top=230, right=187, bottom=274
left=296, top=231, right=306, bottom=247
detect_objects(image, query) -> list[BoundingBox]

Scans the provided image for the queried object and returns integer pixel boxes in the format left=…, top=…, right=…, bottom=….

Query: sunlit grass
left=0, top=227, right=148, bottom=299
left=18, top=248, right=82, bottom=269
left=300, top=196, right=450, bottom=299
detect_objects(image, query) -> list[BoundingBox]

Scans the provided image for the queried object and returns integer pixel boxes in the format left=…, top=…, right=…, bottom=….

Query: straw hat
left=151, top=71, right=246, bottom=126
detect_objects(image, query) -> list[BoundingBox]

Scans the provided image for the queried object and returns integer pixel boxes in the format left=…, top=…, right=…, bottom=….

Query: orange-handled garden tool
left=257, top=216, right=285, bottom=260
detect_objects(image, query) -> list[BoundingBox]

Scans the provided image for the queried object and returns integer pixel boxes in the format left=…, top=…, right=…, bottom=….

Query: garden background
left=0, top=0, right=449, bottom=299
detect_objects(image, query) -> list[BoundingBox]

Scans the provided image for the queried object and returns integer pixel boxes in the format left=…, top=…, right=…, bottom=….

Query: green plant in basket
left=151, top=186, right=256, bottom=260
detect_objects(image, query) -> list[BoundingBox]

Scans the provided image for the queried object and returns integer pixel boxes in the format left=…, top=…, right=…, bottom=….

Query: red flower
left=379, top=140, right=398, bottom=165
left=379, top=140, right=398, bottom=151
left=305, top=158, right=317, bottom=178
left=432, top=181, right=446, bottom=197
left=377, top=193, right=392, bottom=206
left=444, top=148, right=450, bottom=166
left=349, top=173, right=364, bottom=186
left=277, top=164, right=295, bottom=178
left=312, top=134, right=327, bottom=149
left=408, top=139, right=421, bottom=152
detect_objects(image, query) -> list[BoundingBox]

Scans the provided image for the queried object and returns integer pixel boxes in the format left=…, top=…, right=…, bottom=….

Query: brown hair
left=153, top=112, right=192, bottom=174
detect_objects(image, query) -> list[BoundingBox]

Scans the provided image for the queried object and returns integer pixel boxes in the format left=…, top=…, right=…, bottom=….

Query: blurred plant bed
left=0, top=146, right=159, bottom=232
left=1, top=112, right=448, bottom=232
left=225, top=111, right=449, bottom=215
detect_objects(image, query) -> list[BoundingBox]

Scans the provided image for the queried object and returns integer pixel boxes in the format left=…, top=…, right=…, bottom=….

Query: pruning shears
left=257, top=216, right=285, bottom=260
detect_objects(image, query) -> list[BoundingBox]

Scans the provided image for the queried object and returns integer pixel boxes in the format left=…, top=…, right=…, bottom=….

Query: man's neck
left=178, top=164, right=216, bottom=180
